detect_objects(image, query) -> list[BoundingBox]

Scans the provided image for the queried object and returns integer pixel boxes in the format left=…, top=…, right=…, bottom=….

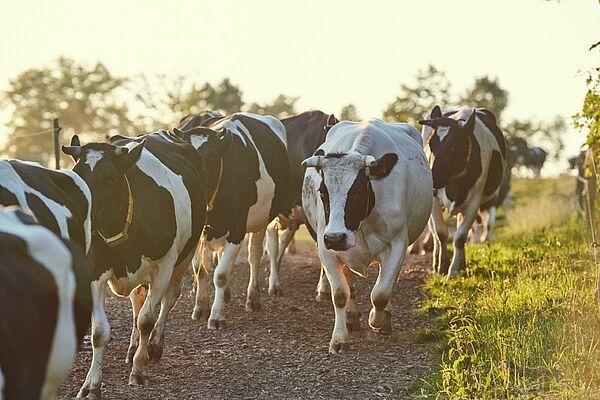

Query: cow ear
left=118, top=140, right=145, bottom=171
left=369, top=153, right=398, bottom=180
left=463, top=110, right=476, bottom=133
left=324, top=115, right=338, bottom=132
left=62, top=135, right=81, bottom=161
left=314, top=149, right=325, bottom=156
left=218, top=129, right=233, bottom=153
left=430, top=106, right=442, bottom=119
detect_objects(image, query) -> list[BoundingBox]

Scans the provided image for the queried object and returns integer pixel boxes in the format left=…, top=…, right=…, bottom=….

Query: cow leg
left=430, top=197, right=450, bottom=274
left=208, top=242, right=243, bottom=329
left=369, top=234, right=408, bottom=335
left=315, top=264, right=330, bottom=302
left=125, top=285, right=146, bottom=364
left=149, top=252, right=193, bottom=363
left=320, top=248, right=350, bottom=353
left=266, top=221, right=282, bottom=296
left=344, top=267, right=360, bottom=332
left=485, top=206, right=497, bottom=242
left=192, top=244, right=211, bottom=321
left=129, top=264, right=171, bottom=386
left=247, top=230, right=265, bottom=312
left=448, top=199, right=480, bottom=278
left=77, top=277, right=110, bottom=399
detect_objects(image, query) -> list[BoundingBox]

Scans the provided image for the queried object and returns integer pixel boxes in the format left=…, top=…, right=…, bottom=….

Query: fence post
left=52, top=118, right=61, bottom=169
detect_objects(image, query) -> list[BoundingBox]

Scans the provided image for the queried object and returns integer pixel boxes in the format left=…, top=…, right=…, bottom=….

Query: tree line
left=1, top=57, right=564, bottom=163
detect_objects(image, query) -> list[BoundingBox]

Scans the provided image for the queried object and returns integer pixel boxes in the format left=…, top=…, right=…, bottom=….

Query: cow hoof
left=125, top=346, right=137, bottom=364
left=315, top=291, right=329, bottom=302
left=148, top=342, right=164, bottom=364
left=329, top=341, right=350, bottom=354
left=77, top=387, right=101, bottom=399
left=208, top=319, right=225, bottom=330
left=191, top=307, right=209, bottom=321
left=369, top=309, right=392, bottom=335
left=268, top=286, right=283, bottom=296
left=223, top=287, right=232, bottom=303
left=346, top=311, right=361, bottom=332
left=245, top=298, right=262, bottom=312
left=128, top=373, right=150, bottom=386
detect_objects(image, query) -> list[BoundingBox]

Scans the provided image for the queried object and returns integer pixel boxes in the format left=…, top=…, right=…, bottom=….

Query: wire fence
left=4, top=119, right=61, bottom=169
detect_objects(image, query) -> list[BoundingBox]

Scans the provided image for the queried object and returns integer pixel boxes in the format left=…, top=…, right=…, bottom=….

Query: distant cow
left=267, top=110, right=338, bottom=297
left=420, top=106, right=506, bottom=277
left=507, top=137, right=547, bottom=177
left=62, top=131, right=206, bottom=397
left=173, top=112, right=289, bottom=329
left=0, top=206, right=91, bottom=400
left=0, top=160, right=91, bottom=253
left=302, top=119, right=432, bottom=353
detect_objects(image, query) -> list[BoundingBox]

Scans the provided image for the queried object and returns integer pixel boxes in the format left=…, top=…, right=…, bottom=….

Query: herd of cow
left=1, top=105, right=519, bottom=399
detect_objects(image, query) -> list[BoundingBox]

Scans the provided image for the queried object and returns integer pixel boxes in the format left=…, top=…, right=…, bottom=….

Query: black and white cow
left=302, top=119, right=432, bottom=353
left=266, top=110, right=338, bottom=297
left=62, top=131, right=206, bottom=397
left=0, top=160, right=91, bottom=253
left=173, top=112, right=289, bottom=329
left=420, top=106, right=506, bottom=277
left=177, top=111, right=225, bottom=131
left=0, top=206, right=91, bottom=400
left=508, top=137, right=547, bottom=177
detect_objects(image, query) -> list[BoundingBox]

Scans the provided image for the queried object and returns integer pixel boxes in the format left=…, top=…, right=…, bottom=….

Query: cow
left=301, top=119, right=432, bottom=353
left=266, top=110, right=338, bottom=298
left=470, top=142, right=519, bottom=243
left=172, top=112, right=289, bottom=329
left=61, top=131, right=206, bottom=397
left=177, top=111, right=224, bottom=131
left=0, top=206, right=91, bottom=400
left=420, top=106, right=506, bottom=277
left=0, top=160, right=92, bottom=253
left=507, top=137, right=547, bottom=177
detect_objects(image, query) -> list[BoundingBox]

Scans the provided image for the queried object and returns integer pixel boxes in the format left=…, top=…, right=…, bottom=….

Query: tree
left=575, top=68, right=600, bottom=149
left=247, top=94, right=298, bottom=118
left=340, top=104, right=360, bottom=121
left=460, top=76, right=509, bottom=122
left=1, top=57, right=135, bottom=164
left=383, top=65, right=452, bottom=125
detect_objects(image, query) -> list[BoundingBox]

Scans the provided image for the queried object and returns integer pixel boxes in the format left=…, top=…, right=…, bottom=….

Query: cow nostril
left=323, top=232, right=347, bottom=247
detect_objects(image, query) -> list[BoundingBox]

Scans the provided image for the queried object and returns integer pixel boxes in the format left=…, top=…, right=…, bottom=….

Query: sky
left=1, top=0, right=599, bottom=172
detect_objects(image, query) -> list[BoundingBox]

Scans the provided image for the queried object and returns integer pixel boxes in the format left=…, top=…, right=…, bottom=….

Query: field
left=58, top=176, right=600, bottom=399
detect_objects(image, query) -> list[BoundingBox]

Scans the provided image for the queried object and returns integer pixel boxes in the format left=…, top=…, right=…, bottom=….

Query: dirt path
left=58, top=248, right=436, bottom=400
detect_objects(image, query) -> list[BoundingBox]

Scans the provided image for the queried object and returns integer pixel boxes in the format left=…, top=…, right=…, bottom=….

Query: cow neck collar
left=96, top=175, right=134, bottom=247
left=449, top=134, right=473, bottom=182
left=207, top=157, right=223, bottom=211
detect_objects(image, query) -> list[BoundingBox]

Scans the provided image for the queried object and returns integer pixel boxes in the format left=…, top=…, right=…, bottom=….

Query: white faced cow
left=62, top=132, right=206, bottom=398
left=173, top=112, right=289, bottom=329
left=420, top=106, right=506, bottom=277
left=0, top=206, right=91, bottom=400
left=302, top=119, right=432, bottom=353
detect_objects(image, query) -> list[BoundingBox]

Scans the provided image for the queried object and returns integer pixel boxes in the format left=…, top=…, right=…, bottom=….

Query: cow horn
left=364, top=155, right=377, bottom=167
left=115, top=146, right=130, bottom=156
left=302, top=155, right=323, bottom=168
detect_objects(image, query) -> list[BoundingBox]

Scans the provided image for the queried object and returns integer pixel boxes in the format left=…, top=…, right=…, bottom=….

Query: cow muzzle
left=323, top=232, right=351, bottom=251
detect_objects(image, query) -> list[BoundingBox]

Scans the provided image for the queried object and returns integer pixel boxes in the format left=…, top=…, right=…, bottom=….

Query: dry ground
left=58, top=245, right=435, bottom=400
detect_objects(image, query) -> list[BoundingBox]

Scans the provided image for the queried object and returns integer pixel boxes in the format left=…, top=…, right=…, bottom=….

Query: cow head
left=62, top=135, right=145, bottom=234
left=420, top=106, right=476, bottom=189
left=324, top=114, right=339, bottom=133
left=172, top=126, right=232, bottom=195
left=302, top=150, right=397, bottom=251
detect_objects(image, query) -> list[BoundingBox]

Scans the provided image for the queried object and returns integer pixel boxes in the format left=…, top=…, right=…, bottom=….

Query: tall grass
left=417, top=177, right=600, bottom=399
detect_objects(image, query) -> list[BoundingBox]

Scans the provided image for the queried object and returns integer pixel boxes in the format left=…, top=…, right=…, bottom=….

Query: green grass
left=417, top=177, right=600, bottom=399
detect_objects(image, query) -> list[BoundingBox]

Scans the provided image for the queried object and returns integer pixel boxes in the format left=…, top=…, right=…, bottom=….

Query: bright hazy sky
left=1, top=0, right=599, bottom=168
